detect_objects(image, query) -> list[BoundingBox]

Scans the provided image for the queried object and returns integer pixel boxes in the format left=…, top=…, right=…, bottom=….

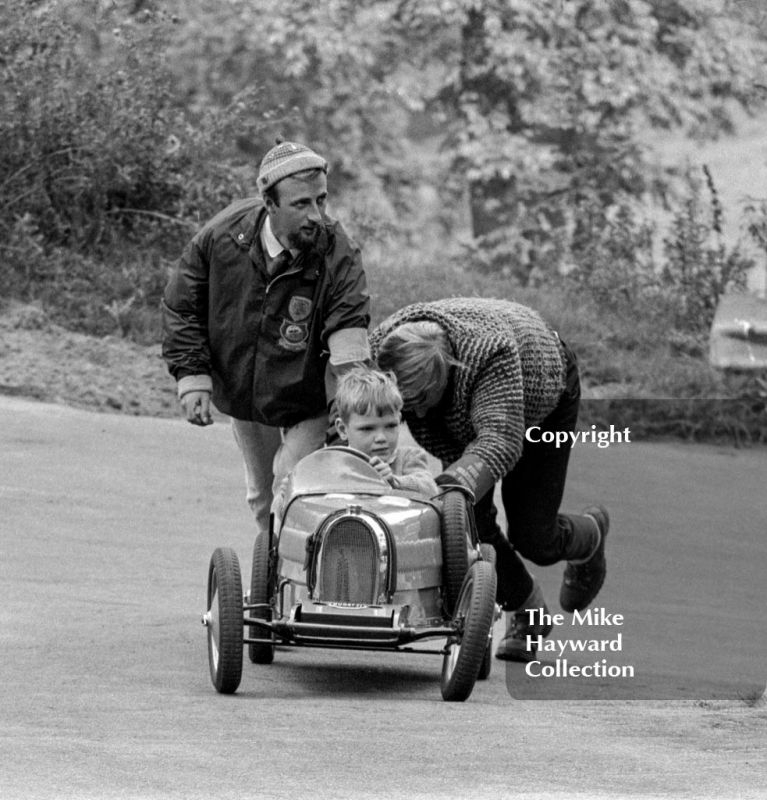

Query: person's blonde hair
left=335, top=367, right=403, bottom=423
left=376, top=321, right=459, bottom=410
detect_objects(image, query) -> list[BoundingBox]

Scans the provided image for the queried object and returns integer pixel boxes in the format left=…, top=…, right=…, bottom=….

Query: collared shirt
left=260, top=214, right=299, bottom=275
left=261, top=214, right=298, bottom=258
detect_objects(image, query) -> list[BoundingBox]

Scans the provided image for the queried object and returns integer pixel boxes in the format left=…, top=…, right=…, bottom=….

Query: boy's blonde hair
left=376, top=321, right=459, bottom=410
left=335, top=367, right=403, bottom=423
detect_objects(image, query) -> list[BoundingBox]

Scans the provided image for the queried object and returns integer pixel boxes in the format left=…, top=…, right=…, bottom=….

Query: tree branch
left=105, top=208, right=198, bottom=229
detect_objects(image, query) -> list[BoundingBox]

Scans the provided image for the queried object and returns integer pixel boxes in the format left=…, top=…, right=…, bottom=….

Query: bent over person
left=162, top=141, right=370, bottom=536
left=370, top=297, right=609, bottom=662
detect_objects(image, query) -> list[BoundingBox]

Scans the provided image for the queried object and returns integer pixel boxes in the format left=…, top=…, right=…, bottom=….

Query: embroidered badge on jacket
left=277, top=295, right=312, bottom=350
left=288, top=296, right=312, bottom=321
left=278, top=319, right=309, bottom=350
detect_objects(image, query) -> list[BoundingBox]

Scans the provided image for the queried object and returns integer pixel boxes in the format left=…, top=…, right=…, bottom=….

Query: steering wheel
left=323, top=445, right=372, bottom=462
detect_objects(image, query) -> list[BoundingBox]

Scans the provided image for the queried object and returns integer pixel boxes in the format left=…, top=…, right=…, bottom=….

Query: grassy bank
left=363, top=247, right=767, bottom=445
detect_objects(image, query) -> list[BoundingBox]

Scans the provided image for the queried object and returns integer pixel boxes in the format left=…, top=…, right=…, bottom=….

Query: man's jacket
left=162, top=198, right=370, bottom=427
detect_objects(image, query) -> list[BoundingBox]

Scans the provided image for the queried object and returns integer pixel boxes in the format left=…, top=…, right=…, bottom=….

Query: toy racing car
left=202, top=446, right=498, bottom=702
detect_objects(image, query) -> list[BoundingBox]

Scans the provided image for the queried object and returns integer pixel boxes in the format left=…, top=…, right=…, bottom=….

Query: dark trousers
left=476, top=343, right=596, bottom=610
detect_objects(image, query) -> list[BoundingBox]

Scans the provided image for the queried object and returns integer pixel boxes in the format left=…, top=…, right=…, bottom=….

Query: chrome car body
left=204, top=447, right=498, bottom=701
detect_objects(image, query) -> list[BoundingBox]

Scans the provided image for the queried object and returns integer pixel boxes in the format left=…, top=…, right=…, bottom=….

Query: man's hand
left=369, top=455, right=395, bottom=484
left=181, top=391, right=213, bottom=426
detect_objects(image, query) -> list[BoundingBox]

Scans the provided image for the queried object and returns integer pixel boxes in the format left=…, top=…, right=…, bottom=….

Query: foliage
left=580, top=397, right=767, bottom=445
left=363, top=245, right=767, bottom=443
left=392, top=0, right=767, bottom=275
left=166, top=0, right=419, bottom=204
left=1, top=0, right=765, bottom=444
left=565, top=197, right=658, bottom=309
left=562, top=165, right=754, bottom=336
left=743, top=197, right=767, bottom=261
left=0, top=0, right=279, bottom=339
left=1, top=2, right=185, bottom=252
left=660, top=166, right=753, bottom=332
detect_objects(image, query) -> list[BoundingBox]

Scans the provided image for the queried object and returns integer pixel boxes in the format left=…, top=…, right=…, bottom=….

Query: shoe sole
left=495, top=644, right=538, bottom=663
left=560, top=505, right=609, bottom=613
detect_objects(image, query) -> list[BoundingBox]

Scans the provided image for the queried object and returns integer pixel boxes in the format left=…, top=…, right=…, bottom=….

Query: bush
left=0, top=1, right=276, bottom=340
left=660, top=166, right=753, bottom=333
left=0, top=3, right=186, bottom=251
left=565, top=196, right=658, bottom=311
left=560, top=165, right=755, bottom=339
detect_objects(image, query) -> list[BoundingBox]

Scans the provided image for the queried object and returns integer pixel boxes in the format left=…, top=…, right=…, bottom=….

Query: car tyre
left=477, top=542, right=496, bottom=678
left=207, top=547, right=243, bottom=694
left=248, top=531, right=275, bottom=664
left=441, top=490, right=472, bottom=614
left=479, top=542, right=496, bottom=567
left=477, top=638, right=493, bottom=680
left=441, top=560, right=497, bottom=701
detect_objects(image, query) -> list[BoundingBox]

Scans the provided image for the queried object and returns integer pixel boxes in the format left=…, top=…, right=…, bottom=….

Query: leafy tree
left=163, top=0, right=767, bottom=277
left=0, top=0, right=270, bottom=336
left=165, top=0, right=415, bottom=216
left=391, top=0, right=767, bottom=276
left=0, top=1, right=186, bottom=253
left=4, top=0, right=765, bottom=341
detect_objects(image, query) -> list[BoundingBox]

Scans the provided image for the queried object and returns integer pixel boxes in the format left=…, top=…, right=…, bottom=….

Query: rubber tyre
left=477, top=638, right=493, bottom=681
left=478, top=541, right=496, bottom=681
left=479, top=542, right=497, bottom=568
left=441, top=560, right=497, bottom=702
left=248, top=531, right=275, bottom=664
left=207, top=547, right=243, bottom=694
left=441, top=490, right=472, bottom=614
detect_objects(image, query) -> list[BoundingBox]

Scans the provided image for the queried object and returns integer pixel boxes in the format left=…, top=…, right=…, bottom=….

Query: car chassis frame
left=203, top=447, right=498, bottom=702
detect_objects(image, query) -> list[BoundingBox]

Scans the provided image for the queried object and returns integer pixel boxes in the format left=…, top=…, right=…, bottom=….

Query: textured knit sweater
left=386, top=445, right=439, bottom=496
left=370, top=298, right=567, bottom=488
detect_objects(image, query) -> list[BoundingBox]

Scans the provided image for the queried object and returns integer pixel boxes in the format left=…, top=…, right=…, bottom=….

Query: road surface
left=1, top=396, right=765, bottom=799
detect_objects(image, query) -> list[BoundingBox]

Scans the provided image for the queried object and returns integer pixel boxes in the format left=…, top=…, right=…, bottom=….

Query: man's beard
left=288, top=224, right=328, bottom=258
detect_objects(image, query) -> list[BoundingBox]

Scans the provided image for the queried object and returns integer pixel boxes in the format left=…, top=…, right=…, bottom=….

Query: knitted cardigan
left=387, top=445, right=439, bottom=496
left=370, top=298, right=566, bottom=492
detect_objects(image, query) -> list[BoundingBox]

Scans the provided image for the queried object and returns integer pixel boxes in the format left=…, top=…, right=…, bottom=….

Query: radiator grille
left=317, top=519, right=378, bottom=604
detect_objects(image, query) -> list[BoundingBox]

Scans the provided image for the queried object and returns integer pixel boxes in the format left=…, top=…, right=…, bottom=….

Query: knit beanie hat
left=257, top=140, right=328, bottom=193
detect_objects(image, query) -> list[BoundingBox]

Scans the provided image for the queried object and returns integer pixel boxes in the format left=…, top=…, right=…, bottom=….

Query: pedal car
left=202, top=446, right=498, bottom=702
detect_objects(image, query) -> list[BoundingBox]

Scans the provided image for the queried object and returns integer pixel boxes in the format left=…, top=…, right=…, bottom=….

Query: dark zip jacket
left=162, top=198, right=370, bottom=427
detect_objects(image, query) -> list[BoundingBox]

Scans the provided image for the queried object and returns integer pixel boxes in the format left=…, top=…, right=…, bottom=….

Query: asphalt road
left=1, top=396, right=765, bottom=799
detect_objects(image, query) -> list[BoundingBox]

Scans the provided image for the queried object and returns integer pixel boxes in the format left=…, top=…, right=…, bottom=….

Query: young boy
left=271, top=368, right=439, bottom=521
left=333, top=367, right=439, bottom=496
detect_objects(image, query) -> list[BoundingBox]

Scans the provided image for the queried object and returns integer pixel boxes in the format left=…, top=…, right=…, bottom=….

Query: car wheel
left=206, top=547, right=243, bottom=694
left=248, top=531, right=275, bottom=664
left=477, top=541, right=497, bottom=679
left=441, top=560, right=497, bottom=701
left=477, top=638, right=493, bottom=680
left=479, top=542, right=497, bottom=567
left=441, top=490, right=471, bottom=614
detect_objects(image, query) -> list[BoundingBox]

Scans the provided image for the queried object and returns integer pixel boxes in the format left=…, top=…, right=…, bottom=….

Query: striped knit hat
left=257, top=140, right=328, bottom=193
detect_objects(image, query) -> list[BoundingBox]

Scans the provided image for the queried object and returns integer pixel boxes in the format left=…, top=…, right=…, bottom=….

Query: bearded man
left=162, top=140, right=370, bottom=535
